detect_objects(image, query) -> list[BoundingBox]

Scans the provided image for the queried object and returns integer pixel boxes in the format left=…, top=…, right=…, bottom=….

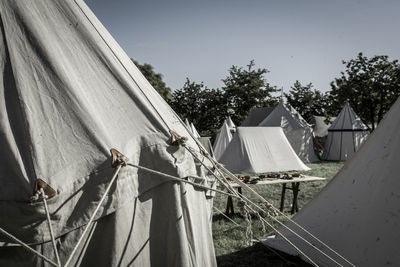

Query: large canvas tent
left=263, top=97, right=400, bottom=267
left=213, top=121, right=232, bottom=160
left=322, top=103, right=369, bottom=161
left=258, top=102, right=319, bottom=163
left=0, top=1, right=216, bottom=266
left=218, top=127, right=310, bottom=174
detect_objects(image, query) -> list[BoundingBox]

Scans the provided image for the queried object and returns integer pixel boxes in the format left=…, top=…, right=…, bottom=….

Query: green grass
left=212, top=161, right=344, bottom=266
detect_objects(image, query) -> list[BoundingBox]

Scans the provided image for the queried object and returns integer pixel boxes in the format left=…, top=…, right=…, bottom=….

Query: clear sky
left=84, top=0, right=400, bottom=93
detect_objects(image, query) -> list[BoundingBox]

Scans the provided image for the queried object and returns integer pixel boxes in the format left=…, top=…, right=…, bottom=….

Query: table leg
left=291, top=182, right=300, bottom=214
left=225, top=196, right=234, bottom=216
left=280, top=183, right=287, bottom=212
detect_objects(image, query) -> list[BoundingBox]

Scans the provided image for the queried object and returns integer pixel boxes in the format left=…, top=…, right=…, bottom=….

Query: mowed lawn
left=212, top=161, right=344, bottom=267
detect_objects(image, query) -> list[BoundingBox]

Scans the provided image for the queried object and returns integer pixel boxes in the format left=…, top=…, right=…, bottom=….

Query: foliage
left=222, top=60, right=279, bottom=125
left=131, top=59, right=173, bottom=101
left=284, top=81, right=327, bottom=122
left=328, top=53, right=400, bottom=130
left=170, top=61, right=278, bottom=138
left=170, top=78, right=226, bottom=137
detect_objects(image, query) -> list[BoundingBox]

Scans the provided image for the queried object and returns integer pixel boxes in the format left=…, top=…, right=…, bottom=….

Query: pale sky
left=84, top=0, right=400, bottom=93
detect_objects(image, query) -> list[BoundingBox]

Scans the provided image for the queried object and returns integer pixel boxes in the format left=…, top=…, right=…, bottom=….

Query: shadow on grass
left=216, top=242, right=312, bottom=267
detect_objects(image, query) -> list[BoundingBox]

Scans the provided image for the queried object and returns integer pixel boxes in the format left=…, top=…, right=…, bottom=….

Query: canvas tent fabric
left=198, top=137, right=215, bottom=159
left=258, top=102, right=319, bottom=163
left=190, top=122, right=201, bottom=138
left=226, top=116, right=236, bottom=130
left=322, top=103, right=369, bottom=161
left=218, top=127, right=310, bottom=174
left=0, top=1, right=216, bottom=266
left=311, top=115, right=333, bottom=138
left=184, top=118, right=191, bottom=129
left=263, top=97, right=400, bottom=267
left=240, top=107, right=274, bottom=126
left=213, top=121, right=232, bottom=160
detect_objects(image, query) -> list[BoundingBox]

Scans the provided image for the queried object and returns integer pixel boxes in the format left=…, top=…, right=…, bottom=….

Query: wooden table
left=225, top=176, right=326, bottom=215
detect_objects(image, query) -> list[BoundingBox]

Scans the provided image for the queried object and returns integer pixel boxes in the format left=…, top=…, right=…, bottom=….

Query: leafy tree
left=222, top=60, right=279, bottom=125
left=285, top=81, right=327, bottom=122
left=131, top=59, right=172, bottom=101
left=170, top=79, right=226, bottom=137
left=329, top=53, right=400, bottom=130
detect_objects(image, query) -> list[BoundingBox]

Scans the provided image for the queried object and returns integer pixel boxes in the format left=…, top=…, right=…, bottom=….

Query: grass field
left=212, top=161, right=344, bottom=267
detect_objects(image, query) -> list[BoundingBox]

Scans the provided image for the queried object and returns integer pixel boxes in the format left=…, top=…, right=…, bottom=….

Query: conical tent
left=190, top=122, right=201, bottom=138
left=263, top=97, right=400, bottom=267
left=213, top=121, right=232, bottom=160
left=184, top=118, right=191, bottom=129
left=0, top=1, right=216, bottom=266
left=322, top=103, right=369, bottom=161
left=258, top=102, right=319, bottom=163
left=226, top=116, right=236, bottom=131
left=198, top=137, right=215, bottom=159
left=219, top=127, right=310, bottom=174
left=240, top=107, right=274, bottom=126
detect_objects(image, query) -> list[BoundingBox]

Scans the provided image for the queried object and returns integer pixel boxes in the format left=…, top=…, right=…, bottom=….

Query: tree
left=329, top=53, right=400, bottom=130
left=131, top=59, right=172, bottom=101
left=170, top=79, right=226, bottom=137
left=222, top=60, right=278, bottom=125
left=285, top=81, right=327, bottom=122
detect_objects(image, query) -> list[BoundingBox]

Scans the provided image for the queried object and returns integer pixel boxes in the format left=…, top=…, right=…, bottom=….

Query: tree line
left=133, top=52, right=400, bottom=137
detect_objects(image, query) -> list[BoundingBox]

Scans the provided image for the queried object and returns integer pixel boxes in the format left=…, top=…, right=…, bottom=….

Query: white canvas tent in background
left=263, top=97, right=400, bottom=267
left=311, top=115, right=334, bottom=138
left=213, top=121, right=232, bottom=160
left=258, top=102, right=319, bottom=163
left=218, top=127, right=310, bottom=174
left=226, top=116, right=236, bottom=132
left=322, top=103, right=369, bottom=161
left=198, top=137, right=215, bottom=159
left=184, top=118, right=191, bottom=129
left=0, top=1, right=216, bottom=266
left=190, top=122, right=201, bottom=138
left=241, top=107, right=274, bottom=126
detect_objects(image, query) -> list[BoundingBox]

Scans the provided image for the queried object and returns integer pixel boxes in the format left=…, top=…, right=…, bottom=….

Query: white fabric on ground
left=218, top=127, right=310, bottom=174
left=263, top=97, right=400, bottom=267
